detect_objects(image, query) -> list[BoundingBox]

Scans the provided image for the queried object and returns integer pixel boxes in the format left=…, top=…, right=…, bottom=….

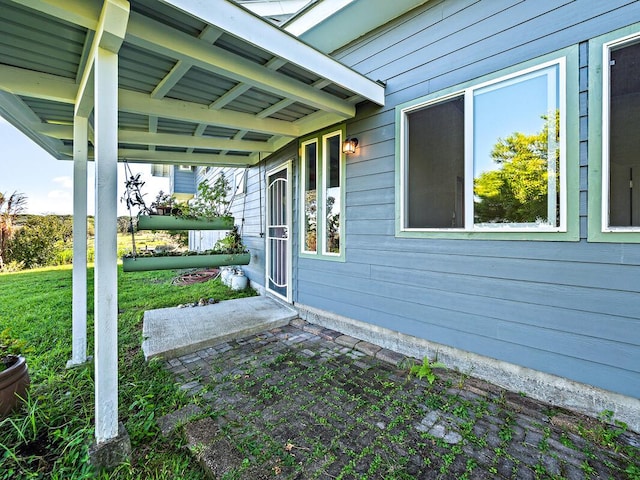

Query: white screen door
left=266, top=163, right=291, bottom=301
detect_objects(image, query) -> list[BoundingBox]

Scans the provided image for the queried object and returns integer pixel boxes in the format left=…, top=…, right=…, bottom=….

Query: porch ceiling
left=0, top=0, right=384, bottom=167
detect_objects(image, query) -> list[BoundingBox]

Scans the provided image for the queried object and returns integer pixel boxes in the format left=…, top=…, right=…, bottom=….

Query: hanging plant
left=136, top=176, right=234, bottom=230
left=181, top=176, right=232, bottom=219
left=121, top=172, right=151, bottom=216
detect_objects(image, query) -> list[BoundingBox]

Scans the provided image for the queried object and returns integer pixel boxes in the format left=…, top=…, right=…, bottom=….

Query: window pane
left=609, top=41, right=640, bottom=227
left=406, top=96, right=465, bottom=228
left=325, top=134, right=341, bottom=254
left=303, top=142, right=317, bottom=252
left=473, top=65, right=560, bottom=227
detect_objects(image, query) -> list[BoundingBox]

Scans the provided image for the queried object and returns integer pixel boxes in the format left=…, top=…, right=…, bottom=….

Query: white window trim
left=300, top=137, right=319, bottom=255
left=399, top=57, right=567, bottom=234
left=321, top=130, right=343, bottom=257
left=601, top=32, right=640, bottom=233
left=234, top=169, right=247, bottom=197
left=299, top=128, right=346, bottom=260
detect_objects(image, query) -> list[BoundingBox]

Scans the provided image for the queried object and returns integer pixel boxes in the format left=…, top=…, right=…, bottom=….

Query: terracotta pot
left=0, top=355, right=30, bottom=418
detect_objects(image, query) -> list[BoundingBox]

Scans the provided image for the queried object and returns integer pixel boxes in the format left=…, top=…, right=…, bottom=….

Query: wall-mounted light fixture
left=342, top=138, right=358, bottom=154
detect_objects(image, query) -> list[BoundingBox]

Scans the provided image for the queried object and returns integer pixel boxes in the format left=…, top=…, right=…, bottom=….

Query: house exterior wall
left=193, top=146, right=298, bottom=289
left=170, top=166, right=196, bottom=197
left=194, top=0, right=640, bottom=413
left=321, top=0, right=640, bottom=401
left=237, top=146, right=299, bottom=288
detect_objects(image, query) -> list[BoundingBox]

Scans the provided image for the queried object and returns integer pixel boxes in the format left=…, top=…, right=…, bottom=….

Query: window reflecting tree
left=474, top=111, right=560, bottom=225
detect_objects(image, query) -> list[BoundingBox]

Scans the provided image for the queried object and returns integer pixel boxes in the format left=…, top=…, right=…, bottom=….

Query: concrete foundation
left=88, top=422, right=131, bottom=471
left=296, top=302, right=640, bottom=434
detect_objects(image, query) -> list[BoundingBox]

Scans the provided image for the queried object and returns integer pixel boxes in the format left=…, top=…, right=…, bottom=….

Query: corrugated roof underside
left=20, top=97, right=74, bottom=124
left=0, top=0, right=86, bottom=79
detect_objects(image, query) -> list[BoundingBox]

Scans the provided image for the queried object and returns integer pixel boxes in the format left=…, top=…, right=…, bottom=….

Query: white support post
left=68, top=115, right=89, bottom=368
left=94, top=46, right=119, bottom=444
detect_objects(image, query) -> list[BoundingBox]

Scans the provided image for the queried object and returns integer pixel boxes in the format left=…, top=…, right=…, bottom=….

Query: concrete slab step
left=141, top=296, right=298, bottom=360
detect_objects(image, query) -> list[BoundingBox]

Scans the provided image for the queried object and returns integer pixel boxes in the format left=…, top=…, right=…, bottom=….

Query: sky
left=473, top=65, right=557, bottom=177
left=0, top=116, right=169, bottom=217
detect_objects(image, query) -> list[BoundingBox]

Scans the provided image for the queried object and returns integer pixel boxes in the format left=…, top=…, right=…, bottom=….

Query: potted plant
left=149, top=190, right=175, bottom=216
left=122, top=226, right=250, bottom=272
left=0, top=329, right=30, bottom=418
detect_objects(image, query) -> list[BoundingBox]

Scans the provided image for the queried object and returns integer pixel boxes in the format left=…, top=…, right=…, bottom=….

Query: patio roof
left=0, top=0, right=385, bottom=167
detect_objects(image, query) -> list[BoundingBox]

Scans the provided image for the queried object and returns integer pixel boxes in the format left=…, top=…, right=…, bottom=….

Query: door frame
left=265, top=160, right=293, bottom=303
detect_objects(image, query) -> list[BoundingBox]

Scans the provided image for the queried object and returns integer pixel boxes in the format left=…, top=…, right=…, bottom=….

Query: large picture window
left=300, top=129, right=344, bottom=259
left=604, top=36, right=640, bottom=229
left=400, top=59, right=567, bottom=234
left=588, top=27, right=640, bottom=242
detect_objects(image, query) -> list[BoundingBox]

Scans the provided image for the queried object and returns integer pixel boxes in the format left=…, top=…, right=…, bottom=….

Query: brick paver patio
left=160, top=319, right=640, bottom=479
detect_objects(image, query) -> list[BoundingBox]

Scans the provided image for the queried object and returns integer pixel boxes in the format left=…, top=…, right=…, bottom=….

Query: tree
left=8, top=215, right=73, bottom=269
left=474, top=112, right=559, bottom=224
left=0, top=191, right=27, bottom=267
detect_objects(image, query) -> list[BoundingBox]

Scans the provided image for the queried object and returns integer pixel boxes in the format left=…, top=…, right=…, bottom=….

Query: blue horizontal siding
left=224, top=0, right=640, bottom=400
left=172, top=168, right=195, bottom=195
left=291, top=0, right=640, bottom=399
left=295, top=289, right=639, bottom=398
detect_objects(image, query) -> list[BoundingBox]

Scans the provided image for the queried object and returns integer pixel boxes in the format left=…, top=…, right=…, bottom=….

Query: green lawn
left=0, top=264, right=255, bottom=479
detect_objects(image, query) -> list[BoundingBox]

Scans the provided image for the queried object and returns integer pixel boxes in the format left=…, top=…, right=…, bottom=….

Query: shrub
left=7, top=215, right=73, bottom=269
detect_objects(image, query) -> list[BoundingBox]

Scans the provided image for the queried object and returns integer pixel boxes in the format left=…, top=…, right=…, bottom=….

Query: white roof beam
left=256, top=78, right=332, bottom=119
left=57, top=146, right=259, bottom=167
left=119, top=89, right=299, bottom=137
left=189, top=57, right=286, bottom=153
left=0, top=65, right=76, bottom=103
left=161, top=0, right=384, bottom=106
left=75, top=0, right=130, bottom=117
left=118, top=149, right=257, bottom=167
left=294, top=110, right=349, bottom=136
left=33, top=125, right=274, bottom=153
left=208, top=58, right=286, bottom=110
left=151, top=26, right=223, bottom=99
left=148, top=116, right=158, bottom=152
left=0, top=66, right=298, bottom=137
left=119, top=131, right=275, bottom=153
left=126, top=12, right=356, bottom=117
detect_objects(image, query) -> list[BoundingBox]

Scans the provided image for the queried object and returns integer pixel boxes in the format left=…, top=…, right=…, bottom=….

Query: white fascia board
left=285, top=0, right=355, bottom=37
left=159, top=0, right=384, bottom=106
left=288, top=0, right=430, bottom=54
left=237, top=0, right=310, bottom=17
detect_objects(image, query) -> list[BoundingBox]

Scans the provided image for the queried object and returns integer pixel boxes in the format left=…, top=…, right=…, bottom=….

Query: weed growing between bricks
left=165, top=324, right=640, bottom=479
